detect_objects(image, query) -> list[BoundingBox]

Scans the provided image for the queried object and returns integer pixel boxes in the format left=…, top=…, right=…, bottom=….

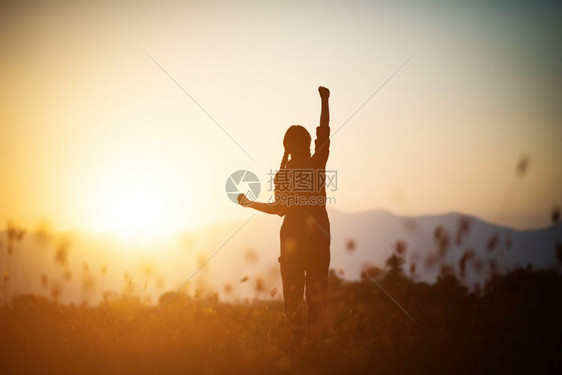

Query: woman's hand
left=318, top=86, right=330, bottom=100
left=237, top=193, right=252, bottom=206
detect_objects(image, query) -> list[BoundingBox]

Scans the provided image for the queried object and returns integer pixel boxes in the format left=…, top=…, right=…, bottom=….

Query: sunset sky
left=1, top=0, right=560, bottom=237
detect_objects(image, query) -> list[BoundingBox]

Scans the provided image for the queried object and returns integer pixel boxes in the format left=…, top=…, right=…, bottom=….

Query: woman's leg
left=280, top=254, right=305, bottom=328
left=305, top=214, right=331, bottom=336
left=280, top=230, right=306, bottom=336
left=305, top=246, right=330, bottom=331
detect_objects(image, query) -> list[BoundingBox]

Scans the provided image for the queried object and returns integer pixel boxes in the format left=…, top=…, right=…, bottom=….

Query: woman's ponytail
left=280, top=148, right=289, bottom=170
left=274, top=148, right=290, bottom=204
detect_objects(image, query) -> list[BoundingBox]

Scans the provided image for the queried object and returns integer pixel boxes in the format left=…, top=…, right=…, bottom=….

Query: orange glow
left=0, top=0, right=560, bottom=236
left=88, top=170, right=180, bottom=243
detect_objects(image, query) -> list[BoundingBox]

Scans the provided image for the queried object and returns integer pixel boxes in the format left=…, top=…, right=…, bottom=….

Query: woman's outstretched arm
left=237, top=194, right=286, bottom=216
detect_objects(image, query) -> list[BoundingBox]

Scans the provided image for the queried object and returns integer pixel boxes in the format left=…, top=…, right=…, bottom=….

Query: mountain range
left=1, top=209, right=560, bottom=303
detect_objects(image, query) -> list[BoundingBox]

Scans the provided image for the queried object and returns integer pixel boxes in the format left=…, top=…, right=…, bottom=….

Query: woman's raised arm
left=314, top=86, right=331, bottom=161
left=318, top=86, right=330, bottom=128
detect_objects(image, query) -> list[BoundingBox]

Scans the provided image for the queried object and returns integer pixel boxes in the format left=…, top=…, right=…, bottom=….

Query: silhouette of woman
left=238, top=86, right=331, bottom=337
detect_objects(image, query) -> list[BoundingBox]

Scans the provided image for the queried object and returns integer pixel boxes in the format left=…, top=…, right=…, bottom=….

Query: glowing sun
left=90, top=170, right=181, bottom=242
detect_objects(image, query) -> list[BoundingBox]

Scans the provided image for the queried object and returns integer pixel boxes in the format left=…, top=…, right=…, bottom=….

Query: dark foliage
left=1, top=264, right=561, bottom=374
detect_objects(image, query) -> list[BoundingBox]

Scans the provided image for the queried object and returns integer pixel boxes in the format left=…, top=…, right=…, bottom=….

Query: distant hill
left=1, top=209, right=560, bottom=304
left=189, top=209, right=561, bottom=288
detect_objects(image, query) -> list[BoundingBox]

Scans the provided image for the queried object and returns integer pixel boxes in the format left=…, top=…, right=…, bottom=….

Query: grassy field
left=1, top=265, right=561, bottom=375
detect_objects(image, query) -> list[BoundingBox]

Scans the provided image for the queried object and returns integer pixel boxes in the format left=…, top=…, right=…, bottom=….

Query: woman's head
left=283, top=125, right=311, bottom=162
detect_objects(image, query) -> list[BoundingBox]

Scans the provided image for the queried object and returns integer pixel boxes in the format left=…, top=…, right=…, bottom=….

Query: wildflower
left=409, top=263, right=416, bottom=276
left=455, top=216, right=472, bottom=245
left=255, top=277, right=265, bottom=293
left=434, top=226, right=450, bottom=257
left=55, top=239, right=69, bottom=266
left=7, top=221, right=26, bottom=243
left=459, top=249, right=475, bottom=279
left=345, top=239, right=356, bottom=253
left=224, top=283, right=233, bottom=294
left=434, top=226, right=443, bottom=240
left=394, top=240, right=407, bottom=255
left=515, top=154, right=530, bottom=177
left=487, top=232, right=499, bottom=252
left=552, top=207, right=560, bottom=224
left=245, top=248, right=259, bottom=262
